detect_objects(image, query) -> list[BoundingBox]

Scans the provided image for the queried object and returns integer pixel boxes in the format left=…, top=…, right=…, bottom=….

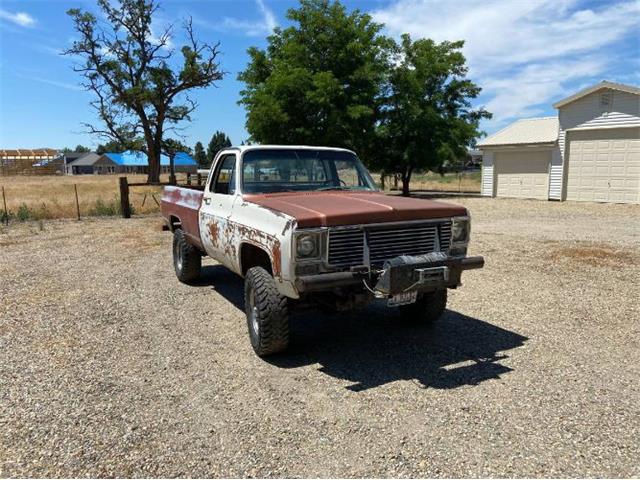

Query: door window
left=211, top=155, right=236, bottom=195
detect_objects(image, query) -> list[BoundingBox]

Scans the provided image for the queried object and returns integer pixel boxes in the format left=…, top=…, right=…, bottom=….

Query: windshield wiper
left=316, top=186, right=351, bottom=191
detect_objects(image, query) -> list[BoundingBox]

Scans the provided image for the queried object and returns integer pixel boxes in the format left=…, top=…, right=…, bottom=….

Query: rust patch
left=208, top=221, right=219, bottom=248
left=271, top=240, right=282, bottom=277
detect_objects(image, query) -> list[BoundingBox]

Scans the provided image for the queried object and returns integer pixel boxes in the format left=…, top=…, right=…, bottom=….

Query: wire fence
left=0, top=174, right=191, bottom=226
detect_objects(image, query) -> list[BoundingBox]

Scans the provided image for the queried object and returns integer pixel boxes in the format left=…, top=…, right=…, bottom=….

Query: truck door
left=200, top=152, right=240, bottom=270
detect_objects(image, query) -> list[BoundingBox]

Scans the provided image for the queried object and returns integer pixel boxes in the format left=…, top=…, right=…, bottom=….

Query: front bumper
left=295, top=254, right=484, bottom=295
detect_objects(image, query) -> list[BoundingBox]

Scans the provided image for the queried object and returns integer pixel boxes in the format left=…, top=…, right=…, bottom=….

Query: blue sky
left=0, top=0, right=638, bottom=150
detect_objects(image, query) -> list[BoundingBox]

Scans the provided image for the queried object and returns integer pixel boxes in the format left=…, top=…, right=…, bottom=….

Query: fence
left=0, top=173, right=195, bottom=225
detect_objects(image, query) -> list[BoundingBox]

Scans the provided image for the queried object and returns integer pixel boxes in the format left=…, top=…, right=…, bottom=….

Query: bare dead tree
left=65, top=0, right=223, bottom=183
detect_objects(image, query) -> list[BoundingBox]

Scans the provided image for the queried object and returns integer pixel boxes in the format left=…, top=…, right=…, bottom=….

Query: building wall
left=557, top=88, right=640, bottom=199
left=481, top=151, right=495, bottom=196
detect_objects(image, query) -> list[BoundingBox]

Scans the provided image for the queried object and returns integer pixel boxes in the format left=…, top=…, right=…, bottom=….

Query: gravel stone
left=1, top=197, right=638, bottom=477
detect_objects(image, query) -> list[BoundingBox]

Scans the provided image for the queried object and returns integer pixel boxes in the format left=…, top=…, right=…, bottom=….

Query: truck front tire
left=244, top=267, right=289, bottom=356
left=399, top=289, right=447, bottom=324
left=173, top=229, right=201, bottom=284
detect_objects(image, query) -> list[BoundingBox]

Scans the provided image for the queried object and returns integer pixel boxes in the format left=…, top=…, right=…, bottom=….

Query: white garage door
left=567, top=128, right=640, bottom=204
left=495, top=150, right=550, bottom=200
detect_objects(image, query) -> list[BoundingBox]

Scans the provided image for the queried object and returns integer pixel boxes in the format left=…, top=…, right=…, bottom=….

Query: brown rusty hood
left=242, top=191, right=468, bottom=228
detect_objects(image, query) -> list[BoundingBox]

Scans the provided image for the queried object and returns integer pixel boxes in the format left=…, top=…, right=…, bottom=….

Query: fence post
left=197, top=173, right=202, bottom=186
left=186, top=173, right=191, bottom=186
left=119, top=177, right=131, bottom=219
left=73, top=184, right=81, bottom=221
left=2, top=186, right=7, bottom=225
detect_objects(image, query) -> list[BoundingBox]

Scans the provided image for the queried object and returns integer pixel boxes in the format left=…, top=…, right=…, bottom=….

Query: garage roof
left=552, top=81, right=640, bottom=109
left=478, top=117, right=559, bottom=147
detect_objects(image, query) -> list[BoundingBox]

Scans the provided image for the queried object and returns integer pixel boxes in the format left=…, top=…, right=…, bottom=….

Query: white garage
left=479, top=81, right=640, bottom=204
left=494, top=150, right=551, bottom=200
left=566, top=128, right=640, bottom=204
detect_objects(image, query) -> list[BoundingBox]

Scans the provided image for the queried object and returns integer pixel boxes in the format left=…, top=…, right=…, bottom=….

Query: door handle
left=204, top=198, right=211, bottom=205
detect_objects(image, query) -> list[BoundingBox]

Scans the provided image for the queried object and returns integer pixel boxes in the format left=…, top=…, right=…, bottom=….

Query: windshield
left=241, top=149, right=377, bottom=194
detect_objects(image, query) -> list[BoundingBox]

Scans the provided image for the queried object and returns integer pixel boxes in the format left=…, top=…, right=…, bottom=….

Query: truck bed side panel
left=160, top=186, right=204, bottom=250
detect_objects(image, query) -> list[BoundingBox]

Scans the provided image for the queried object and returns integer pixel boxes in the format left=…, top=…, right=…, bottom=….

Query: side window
left=211, top=154, right=236, bottom=195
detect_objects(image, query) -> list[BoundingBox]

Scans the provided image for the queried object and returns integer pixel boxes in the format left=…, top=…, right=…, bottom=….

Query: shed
left=479, top=81, right=639, bottom=204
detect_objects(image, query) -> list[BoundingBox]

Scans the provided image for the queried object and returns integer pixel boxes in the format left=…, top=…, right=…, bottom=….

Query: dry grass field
left=0, top=171, right=480, bottom=222
left=0, top=174, right=192, bottom=221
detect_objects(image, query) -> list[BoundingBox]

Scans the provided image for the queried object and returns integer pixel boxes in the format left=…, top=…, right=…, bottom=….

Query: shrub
left=16, top=203, right=33, bottom=221
left=88, top=198, right=118, bottom=216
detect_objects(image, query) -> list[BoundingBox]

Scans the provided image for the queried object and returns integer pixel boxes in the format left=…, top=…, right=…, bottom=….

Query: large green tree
left=193, top=141, right=207, bottom=168
left=380, top=35, right=490, bottom=196
left=66, top=0, right=224, bottom=183
left=206, top=131, right=232, bottom=166
left=238, top=0, right=391, bottom=158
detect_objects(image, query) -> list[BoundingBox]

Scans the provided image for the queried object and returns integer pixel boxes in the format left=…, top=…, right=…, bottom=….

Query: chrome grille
left=327, top=221, right=452, bottom=268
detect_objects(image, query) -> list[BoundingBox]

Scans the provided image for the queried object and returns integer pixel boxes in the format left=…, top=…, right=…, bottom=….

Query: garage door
left=495, top=151, right=550, bottom=199
left=566, top=128, right=640, bottom=204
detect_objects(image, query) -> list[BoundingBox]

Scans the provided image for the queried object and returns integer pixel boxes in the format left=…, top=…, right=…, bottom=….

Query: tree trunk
left=147, top=147, right=161, bottom=184
left=169, top=154, right=176, bottom=185
left=401, top=168, right=413, bottom=197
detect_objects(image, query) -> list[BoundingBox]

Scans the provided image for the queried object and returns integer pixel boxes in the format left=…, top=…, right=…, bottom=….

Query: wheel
left=244, top=266, right=289, bottom=356
left=399, top=289, right=447, bottom=324
left=172, top=229, right=201, bottom=284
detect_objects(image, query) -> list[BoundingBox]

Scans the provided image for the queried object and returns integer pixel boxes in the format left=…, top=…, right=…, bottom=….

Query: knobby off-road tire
left=173, top=229, right=201, bottom=284
left=244, top=266, right=289, bottom=357
left=399, top=289, right=447, bottom=324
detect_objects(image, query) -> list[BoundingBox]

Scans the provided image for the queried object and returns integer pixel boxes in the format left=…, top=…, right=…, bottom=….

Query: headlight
left=297, top=234, right=317, bottom=258
left=451, top=217, right=470, bottom=244
left=295, top=231, right=324, bottom=260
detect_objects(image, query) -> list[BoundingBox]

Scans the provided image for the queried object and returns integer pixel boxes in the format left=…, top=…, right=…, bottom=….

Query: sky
left=0, top=0, right=638, bottom=150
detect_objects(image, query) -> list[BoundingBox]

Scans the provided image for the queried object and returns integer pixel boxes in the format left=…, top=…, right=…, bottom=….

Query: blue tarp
left=103, top=150, right=196, bottom=166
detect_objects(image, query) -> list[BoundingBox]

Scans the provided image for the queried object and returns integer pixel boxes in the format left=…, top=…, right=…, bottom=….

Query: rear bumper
left=295, top=255, right=484, bottom=293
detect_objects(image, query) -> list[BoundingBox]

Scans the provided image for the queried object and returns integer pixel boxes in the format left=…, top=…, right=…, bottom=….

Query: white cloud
left=372, top=0, right=640, bottom=128
left=17, top=74, right=84, bottom=92
left=0, top=8, right=36, bottom=27
left=195, top=0, right=278, bottom=37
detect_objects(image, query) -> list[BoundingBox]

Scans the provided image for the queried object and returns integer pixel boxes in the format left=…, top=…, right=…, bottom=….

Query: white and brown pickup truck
left=161, top=145, right=483, bottom=356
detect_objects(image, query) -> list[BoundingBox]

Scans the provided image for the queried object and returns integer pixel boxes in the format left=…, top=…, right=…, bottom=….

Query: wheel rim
left=174, top=239, right=183, bottom=271
left=248, top=288, right=259, bottom=337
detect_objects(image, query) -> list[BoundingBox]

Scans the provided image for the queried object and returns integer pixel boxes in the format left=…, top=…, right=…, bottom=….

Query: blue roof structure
left=103, top=150, right=196, bottom=166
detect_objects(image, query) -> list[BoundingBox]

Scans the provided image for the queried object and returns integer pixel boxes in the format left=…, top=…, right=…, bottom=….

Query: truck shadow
left=197, top=264, right=527, bottom=391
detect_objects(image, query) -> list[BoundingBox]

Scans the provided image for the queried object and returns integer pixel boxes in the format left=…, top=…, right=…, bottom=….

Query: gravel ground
left=1, top=197, right=639, bottom=477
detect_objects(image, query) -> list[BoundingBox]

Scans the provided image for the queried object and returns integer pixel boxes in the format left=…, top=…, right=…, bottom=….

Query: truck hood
left=242, top=191, right=468, bottom=228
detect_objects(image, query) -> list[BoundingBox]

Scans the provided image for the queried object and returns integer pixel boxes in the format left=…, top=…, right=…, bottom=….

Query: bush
left=88, top=198, right=118, bottom=216
left=16, top=203, right=33, bottom=221
left=88, top=197, right=135, bottom=217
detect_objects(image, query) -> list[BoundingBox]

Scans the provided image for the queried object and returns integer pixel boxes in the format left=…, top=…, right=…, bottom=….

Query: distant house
left=66, top=152, right=101, bottom=174
left=65, top=150, right=197, bottom=175
left=93, top=150, right=197, bottom=174
left=479, top=81, right=639, bottom=204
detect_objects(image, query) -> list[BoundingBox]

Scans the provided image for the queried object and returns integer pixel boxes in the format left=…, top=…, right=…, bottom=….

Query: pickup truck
left=161, top=145, right=484, bottom=356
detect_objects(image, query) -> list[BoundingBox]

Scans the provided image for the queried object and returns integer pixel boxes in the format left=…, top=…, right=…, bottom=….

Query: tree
left=96, top=139, right=131, bottom=154
left=162, top=138, right=191, bottom=185
left=193, top=141, right=207, bottom=168
left=379, top=35, right=490, bottom=196
left=206, top=131, right=231, bottom=166
left=238, top=0, right=391, bottom=159
left=74, top=144, right=91, bottom=153
left=65, top=0, right=224, bottom=183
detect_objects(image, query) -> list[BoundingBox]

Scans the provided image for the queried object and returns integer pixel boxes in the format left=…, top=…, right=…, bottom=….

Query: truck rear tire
left=244, top=266, right=289, bottom=356
left=173, top=229, right=201, bottom=284
left=399, top=289, right=447, bottom=324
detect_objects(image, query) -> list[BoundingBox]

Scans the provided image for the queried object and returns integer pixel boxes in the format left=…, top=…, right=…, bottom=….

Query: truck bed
left=160, top=185, right=205, bottom=249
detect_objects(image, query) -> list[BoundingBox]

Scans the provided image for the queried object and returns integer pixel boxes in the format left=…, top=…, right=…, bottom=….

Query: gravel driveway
left=1, top=197, right=639, bottom=477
